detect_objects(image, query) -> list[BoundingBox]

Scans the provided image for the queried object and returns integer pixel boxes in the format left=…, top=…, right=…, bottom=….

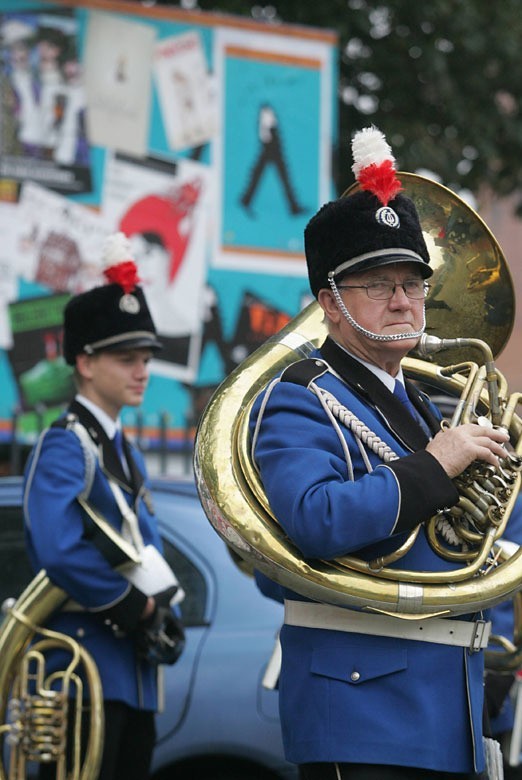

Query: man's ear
left=317, top=288, right=341, bottom=324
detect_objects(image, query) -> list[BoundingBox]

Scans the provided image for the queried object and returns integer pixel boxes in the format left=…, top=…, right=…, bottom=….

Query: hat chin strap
left=328, top=276, right=426, bottom=343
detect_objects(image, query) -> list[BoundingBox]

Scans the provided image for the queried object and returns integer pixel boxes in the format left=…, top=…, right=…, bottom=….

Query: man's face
left=319, top=262, right=426, bottom=367
left=77, top=347, right=152, bottom=419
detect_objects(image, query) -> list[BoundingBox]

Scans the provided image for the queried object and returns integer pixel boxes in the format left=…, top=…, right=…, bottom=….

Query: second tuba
left=0, top=570, right=104, bottom=780
left=194, top=174, right=522, bottom=622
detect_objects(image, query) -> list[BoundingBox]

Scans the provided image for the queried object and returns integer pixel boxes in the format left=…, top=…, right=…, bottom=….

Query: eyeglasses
left=336, top=279, right=431, bottom=300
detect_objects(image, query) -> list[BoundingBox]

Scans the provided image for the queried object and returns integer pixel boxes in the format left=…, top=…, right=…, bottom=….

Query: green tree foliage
left=166, top=0, right=522, bottom=212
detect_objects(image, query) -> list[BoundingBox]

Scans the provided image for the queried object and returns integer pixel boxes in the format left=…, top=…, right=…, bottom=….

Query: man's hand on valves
left=426, top=423, right=509, bottom=479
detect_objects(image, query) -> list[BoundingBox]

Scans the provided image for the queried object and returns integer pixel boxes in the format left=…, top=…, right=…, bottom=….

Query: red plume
left=351, top=127, right=403, bottom=206
left=101, top=232, right=141, bottom=294
left=103, top=261, right=140, bottom=294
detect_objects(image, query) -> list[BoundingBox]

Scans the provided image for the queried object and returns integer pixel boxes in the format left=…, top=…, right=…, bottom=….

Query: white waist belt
left=284, top=600, right=491, bottom=652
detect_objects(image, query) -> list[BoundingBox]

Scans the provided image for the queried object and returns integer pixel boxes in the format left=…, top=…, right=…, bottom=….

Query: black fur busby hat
left=305, top=127, right=432, bottom=298
left=63, top=233, right=162, bottom=366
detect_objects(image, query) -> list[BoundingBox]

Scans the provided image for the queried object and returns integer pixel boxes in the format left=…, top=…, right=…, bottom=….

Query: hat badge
left=119, top=293, right=140, bottom=314
left=375, top=205, right=400, bottom=228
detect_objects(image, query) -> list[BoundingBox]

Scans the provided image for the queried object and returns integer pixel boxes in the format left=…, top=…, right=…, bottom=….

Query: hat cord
left=328, top=274, right=426, bottom=343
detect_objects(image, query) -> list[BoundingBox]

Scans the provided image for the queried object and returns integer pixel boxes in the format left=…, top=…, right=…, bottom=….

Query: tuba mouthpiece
left=415, top=334, right=466, bottom=357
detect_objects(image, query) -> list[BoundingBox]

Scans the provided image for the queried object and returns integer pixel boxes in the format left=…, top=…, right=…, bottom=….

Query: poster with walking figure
left=213, top=26, right=334, bottom=274
left=239, top=103, right=305, bottom=218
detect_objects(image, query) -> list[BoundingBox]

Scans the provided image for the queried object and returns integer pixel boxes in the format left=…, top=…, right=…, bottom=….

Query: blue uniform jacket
left=23, top=400, right=163, bottom=711
left=488, top=496, right=522, bottom=736
left=250, top=337, right=487, bottom=773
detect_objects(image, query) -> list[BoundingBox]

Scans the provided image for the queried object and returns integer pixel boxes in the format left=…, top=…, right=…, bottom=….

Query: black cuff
left=385, top=449, right=459, bottom=534
left=97, top=584, right=148, bottom=634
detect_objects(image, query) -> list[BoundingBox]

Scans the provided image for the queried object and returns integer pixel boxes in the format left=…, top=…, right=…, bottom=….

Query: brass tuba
left=194, top=174, right=522, bottom=624
left=0, top=570, right=104, bottom=780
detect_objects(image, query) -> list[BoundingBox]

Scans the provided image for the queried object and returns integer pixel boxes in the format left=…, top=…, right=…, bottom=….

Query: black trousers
left=299, top=763, right=481, bottom=779
left=39, top=700, right=156, bottom=780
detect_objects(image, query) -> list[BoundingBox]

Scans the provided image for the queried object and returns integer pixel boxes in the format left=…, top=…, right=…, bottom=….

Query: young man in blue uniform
left=249, top=128, right=509, bottom=779
left=23, top=233, right=184, bottom=780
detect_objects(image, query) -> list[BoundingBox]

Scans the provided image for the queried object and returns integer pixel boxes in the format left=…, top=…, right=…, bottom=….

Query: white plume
left=102, top=232, right=133, bottom=268
left=351, top=126, right=396, bottom=178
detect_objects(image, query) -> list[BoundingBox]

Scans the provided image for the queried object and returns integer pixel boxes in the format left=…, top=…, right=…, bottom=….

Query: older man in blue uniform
left=250, top=128, right=509, bottom=779
left=23, top=233, right=184, bottom=780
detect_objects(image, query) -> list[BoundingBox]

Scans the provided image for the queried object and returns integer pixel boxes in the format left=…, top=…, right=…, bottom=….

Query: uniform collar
left=327, top=340, right=396, bottom=393
left=69, top=399, right=142, bottom=492
left=75, top=394, right=121, bottom=439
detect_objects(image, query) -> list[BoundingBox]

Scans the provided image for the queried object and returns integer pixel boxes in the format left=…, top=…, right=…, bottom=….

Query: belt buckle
left=469, top=619, right=488, bottom=653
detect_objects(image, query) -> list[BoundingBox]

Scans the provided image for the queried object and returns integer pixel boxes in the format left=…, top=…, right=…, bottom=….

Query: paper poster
left=0, top=9, right=92, bottom=194
left=15, top=181, right=112, bottom=291
left=213, top=27, right=333, bottom=274
left=84, top=12, right=156, bottom=156
left=0, top=201, right=21, bottom=348
left=153, top=30, right=217, bottom=151
left=8, top=293, right=74, bottom=411
left=102, top=152, right=211, bottom=380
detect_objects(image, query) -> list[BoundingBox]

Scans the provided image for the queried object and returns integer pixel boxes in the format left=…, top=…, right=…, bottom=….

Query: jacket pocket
left=310, top=636, right=407, bottom=685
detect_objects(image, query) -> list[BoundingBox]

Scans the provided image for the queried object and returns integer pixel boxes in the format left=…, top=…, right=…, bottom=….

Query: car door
left=149, top=481, right=218, bottom=744
left=153, top=530, right=216, bottom=741
left=0, top=483, right=35, bottom=615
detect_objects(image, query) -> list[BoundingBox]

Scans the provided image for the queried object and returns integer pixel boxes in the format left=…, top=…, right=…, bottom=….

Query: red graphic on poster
left=119, top=179, right=202, bottom=285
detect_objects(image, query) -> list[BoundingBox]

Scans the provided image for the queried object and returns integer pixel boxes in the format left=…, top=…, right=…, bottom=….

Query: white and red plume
left=101, top=232, right=140, bottom=294
left=351, top=126, right=403, bottom=206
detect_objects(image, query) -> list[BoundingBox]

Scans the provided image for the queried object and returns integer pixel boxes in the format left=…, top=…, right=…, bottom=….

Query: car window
left=161, top=537, right=207, bottom=628
left=0, top=506, right=34, bottom=614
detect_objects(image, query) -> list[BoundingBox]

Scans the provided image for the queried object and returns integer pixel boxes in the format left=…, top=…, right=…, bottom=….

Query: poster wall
left=0, top=0, right=338, bottom=457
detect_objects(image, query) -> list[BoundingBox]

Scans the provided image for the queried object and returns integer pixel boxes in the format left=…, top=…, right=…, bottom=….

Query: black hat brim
left=100, top=335, right=163, bottom=353
left=338, top=252, right=433, bottom=280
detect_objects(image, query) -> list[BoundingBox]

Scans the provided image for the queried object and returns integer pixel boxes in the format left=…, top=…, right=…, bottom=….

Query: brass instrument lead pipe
left=415, top=335, right=502, bottom=426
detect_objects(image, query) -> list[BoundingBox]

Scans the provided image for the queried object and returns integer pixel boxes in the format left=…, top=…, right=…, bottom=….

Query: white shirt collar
left=75, top=394, right=121, bottom=440
left=330, top=341, right=405, bottom=394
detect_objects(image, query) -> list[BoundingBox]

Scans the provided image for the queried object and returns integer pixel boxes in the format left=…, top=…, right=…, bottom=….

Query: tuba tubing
left=194, top=301, right=522, bottom=620
left=0, top=569, right=104, bottom=780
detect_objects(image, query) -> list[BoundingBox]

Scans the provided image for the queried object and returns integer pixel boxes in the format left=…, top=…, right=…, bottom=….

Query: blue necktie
left=113, top=429, right=125, bottom=462
left=393, top=381, right=430, bottom=436
left=113, top=428, right=131, bottom=477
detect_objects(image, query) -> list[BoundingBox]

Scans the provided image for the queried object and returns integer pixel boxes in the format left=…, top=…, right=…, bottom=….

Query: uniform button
left=350, top=671, right=360, bottom=682
left=77, top=628, right=85, bottom=638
